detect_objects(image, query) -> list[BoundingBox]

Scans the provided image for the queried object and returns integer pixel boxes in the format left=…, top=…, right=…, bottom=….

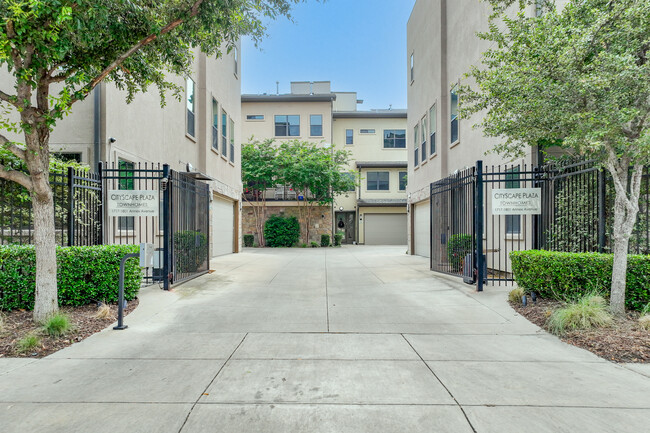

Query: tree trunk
left=607, top=158, right=643, bottom=316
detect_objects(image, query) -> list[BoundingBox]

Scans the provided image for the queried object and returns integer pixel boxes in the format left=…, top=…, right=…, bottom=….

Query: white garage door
left=364, top=214, right=407, bottom=245
left=414, top=201, right=430, bottom=258
left=211, top=197, right=234, bottom=257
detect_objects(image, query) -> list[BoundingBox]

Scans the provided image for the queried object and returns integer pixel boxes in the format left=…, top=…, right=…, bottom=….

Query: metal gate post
left=67, top=166, right=75, bottom=246
left=162, top=164, right=171, bottom=290
left=475, top=160, right=484, bottom=292
left=598, top=169, right=606, bottom=252
left=97, top=161, right=104, bottom=245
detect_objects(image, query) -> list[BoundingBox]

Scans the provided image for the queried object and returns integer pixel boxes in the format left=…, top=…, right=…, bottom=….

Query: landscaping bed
left=510, top=298, right=650, bottom=363
left=0, top=300, right=138, bottom=358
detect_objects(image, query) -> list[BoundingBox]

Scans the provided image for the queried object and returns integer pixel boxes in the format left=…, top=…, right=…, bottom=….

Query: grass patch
left=95, top=303, right=114, bottom=320
left=508, top=287, right=525, bottom=304
left=17, top=334, right=41, bottom=353
left=547, top=294, right=613, bottom=336
left=42, top=313, right=72, bottom=337
left=639, top=315, right=650, bottom=331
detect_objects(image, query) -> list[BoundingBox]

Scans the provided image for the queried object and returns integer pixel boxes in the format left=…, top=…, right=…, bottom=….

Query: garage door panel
left=414, top=202, right=430, bottom=258
left=212, top=198, right=234, bottom=257
left=365, top=214, right=407, bottom=245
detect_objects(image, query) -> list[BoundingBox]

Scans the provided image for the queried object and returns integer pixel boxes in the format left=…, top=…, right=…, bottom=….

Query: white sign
left=108, top=190, right=159, bottom=217
left=492, top=188, right=542, bottom=215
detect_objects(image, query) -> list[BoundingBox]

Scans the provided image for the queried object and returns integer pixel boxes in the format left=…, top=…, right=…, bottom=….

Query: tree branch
left=0, top=89, right=18, bottom=108
left=0, top=133, right=26, bottom=160
left=57, top=0, right=207, bottom=113
left=0, top=163, right=32, bottom=190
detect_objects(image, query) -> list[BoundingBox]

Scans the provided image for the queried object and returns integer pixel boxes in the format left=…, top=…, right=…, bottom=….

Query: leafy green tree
left=241, top=138, right=278, bottom=247
left=459, top=0, right=650, bottom=315
left=277, top=140, right=355, bottom=243
left=0, top=0, right=303, bottom=322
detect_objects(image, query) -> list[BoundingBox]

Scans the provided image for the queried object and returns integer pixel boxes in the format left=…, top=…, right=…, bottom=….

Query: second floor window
left=310, top=115, right=323, bottom=136
left=414, top=123, right=419, bottom=166
left=399, top=171, right=407, bottom=191
left=367, top=171, right=389, bottom=191
left=429, top=104, right=437, bottom=155
left=222, top=110, right=228, bottom=157
left=212, top=99, right=219, bottom=150
left=346, top=129, right=353, bottom=145
left=383, top=130, right=406, bottom=148
left=186, top=78, right=195, bottom=137
left=229, top=118, right=235, bottom=163
left=275, top=115, right=300, bottom=136
left=451, top=85, right=459, bottom=144
left=421, top=116, right=427, bottom=161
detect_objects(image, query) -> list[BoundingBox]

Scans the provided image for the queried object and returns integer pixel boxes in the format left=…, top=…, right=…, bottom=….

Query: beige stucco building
left=0, top=46, right=243, bottom=258
left=241, top=81, right=408, bottom=245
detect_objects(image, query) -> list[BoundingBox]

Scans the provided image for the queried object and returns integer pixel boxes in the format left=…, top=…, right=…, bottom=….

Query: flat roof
left=242, top=94, right=336, bottom=103
left=333, top=110, right=407, bottom=119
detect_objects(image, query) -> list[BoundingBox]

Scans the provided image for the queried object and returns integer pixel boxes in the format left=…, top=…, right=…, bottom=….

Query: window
left=118, top=159, right=134, bottom=231
left=383, top=129, right=406, bottom=148
left=451, top=85, right=459, bottom=144
left=246, top=115, right=264, bottom=120
left=410, top=53, right=414, bottom=82
left=367, top=171, right=389, bottom=191
left=275, top=115, right=300, bottom=136
left=52, top=152, right=82, bottom=163
left=360, top=129, right=375, bottom=134
left=310, top=115, right=323, bottom=136
left=186, top=78, right=195, bottom=137
left=221, top=109, right=228, bottom=157
left=505, top=168, right=521, bottom=234
left=414, top=123, right=419, bottom=166
left=399, top=171, right=407, bottom=191
left=346, top=129, right=353, bottom=145
left=229, top=118, right=235, bottom=163
left=342, top=172, right=356, bottom=191
left=212, top=99, right=219, bottom=151
left=429, top=104, right=437, bottom=155
left=233, top=46, right=238, bottom=76
left=421, top=115, right=427, bottom=161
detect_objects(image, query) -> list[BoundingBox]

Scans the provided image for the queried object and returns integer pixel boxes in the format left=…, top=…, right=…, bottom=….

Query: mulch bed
left=511, top=298, right=650, bottom=363
left=0, top=299, right=138, bottom=359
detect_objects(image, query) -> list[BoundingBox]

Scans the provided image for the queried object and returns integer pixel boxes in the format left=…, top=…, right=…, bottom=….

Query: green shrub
left=310, top=241, right=319, bottom=248
left=300, top=243, right=307, bottom=248
left=321, top=234, right=330, bottom=247
left=547, top=294, right=613, bottom=336
left=508, top=287, right=525, bottom=304
left=264, top=215, right=300, bottom=247
left=42, top=313, right=71, bottom=336
left=174, top=230, right=208, bottom=273
left=334, top=232, right=343, bottom=247
left=0, top=244, right=142, bottom=311
left=510, top=250, right=650, bottom=311
left=17, top=334, right=40, bottom=353
left=447, top=234, right=473, bottom=271
left=243, top=234, right=255, bottom=247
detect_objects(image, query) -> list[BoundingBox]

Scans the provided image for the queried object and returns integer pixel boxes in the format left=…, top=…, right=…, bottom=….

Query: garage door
left=364, top=214, right=407, bottom=245
left=211, top=197, right=234, bottom=257
left=414, top=201, right=430, bottom=257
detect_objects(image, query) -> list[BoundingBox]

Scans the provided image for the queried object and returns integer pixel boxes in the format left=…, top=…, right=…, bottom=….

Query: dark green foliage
left=510, top=250, right=650, bottom=311
left=0, top=245, right=142, bottom=311
left=321, top=234, right=330, bottom=247
left=310, top=241, right=319, bottom=248
left=264, top=215, right=300, bottom=247
left=174, top=231, right=208, bottom=273
left=42, top=313, right=71, bottom=336
left=334, top=232, right=343, bottom=247
left=447, top=234, right=473, bottom=271
left=243, top=234, right=254, bottom=247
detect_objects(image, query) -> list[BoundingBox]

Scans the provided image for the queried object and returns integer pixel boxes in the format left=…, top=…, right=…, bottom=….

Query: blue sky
left=242, top=0, right=417, bottom=110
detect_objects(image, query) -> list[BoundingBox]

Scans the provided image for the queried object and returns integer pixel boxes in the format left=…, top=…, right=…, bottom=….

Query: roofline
left=333, top=111, right=407, bottom=119
left=356, top=161, right=408, bottom=169
left=242, top=94, right=336, bottom=103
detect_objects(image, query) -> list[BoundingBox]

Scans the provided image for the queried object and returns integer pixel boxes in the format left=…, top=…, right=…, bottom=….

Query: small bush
left=264, top=215, right=300, bottom=247
left=17, top=334, right=40, bottom=353
left=510, top=250, right=650, bottom=311
left=300, top=243, right=307, bottom=248
left=547, top=294, right=613, bottom=336
left=334, top=232, right=343, bottom=247
left=174, top=230, right=208, bottom=273
left=508, top=287, right=525, bottom=304
left=310, top=241, right=319, bottom=248
left=95, top=303, right=114, bottom=320
left=0, top=245, right=142, bottom=311
left=42, top=313, right=72, bottom=337
left=321, top=234, right=330, bottom=247
left=447, top=234, right=473, bottom=271
left=243, top=234, right=255, bottom=247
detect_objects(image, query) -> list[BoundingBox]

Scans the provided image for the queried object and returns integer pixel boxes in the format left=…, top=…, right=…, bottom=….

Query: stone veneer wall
left=243, top=204, right=333, bottom=245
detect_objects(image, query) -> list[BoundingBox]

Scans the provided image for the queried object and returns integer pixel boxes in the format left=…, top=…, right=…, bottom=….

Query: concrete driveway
left=1, top=246, right=649, bottom=432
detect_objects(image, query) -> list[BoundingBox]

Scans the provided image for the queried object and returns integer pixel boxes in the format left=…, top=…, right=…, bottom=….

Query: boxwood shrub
left=510, top=250, right=650, bottom=311
left=243, top=234, right=254, bottom=247
left=264, top=215, right=300, bottom=247
left=0, top=244, right=142, bottom=311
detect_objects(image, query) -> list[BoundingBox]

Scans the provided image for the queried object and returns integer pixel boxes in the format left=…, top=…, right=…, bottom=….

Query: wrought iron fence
left=0, top=167, right=101, bottom=247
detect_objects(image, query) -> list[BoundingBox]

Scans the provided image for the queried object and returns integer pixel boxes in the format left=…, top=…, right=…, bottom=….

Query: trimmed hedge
left=243, top=234, right=254, bottom=247
left=334, top=232, right=343, bottom=246
left=321, top=234, right=330, bottom=247
left=510, top=250, right=650, bottom=311
left=264, top=215, right=300, bottom=247
left=0, top=244, right=142, bottom=311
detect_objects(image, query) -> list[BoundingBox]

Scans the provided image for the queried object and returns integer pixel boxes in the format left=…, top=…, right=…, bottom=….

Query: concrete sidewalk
left=1, top=246, right=649, bottom=432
